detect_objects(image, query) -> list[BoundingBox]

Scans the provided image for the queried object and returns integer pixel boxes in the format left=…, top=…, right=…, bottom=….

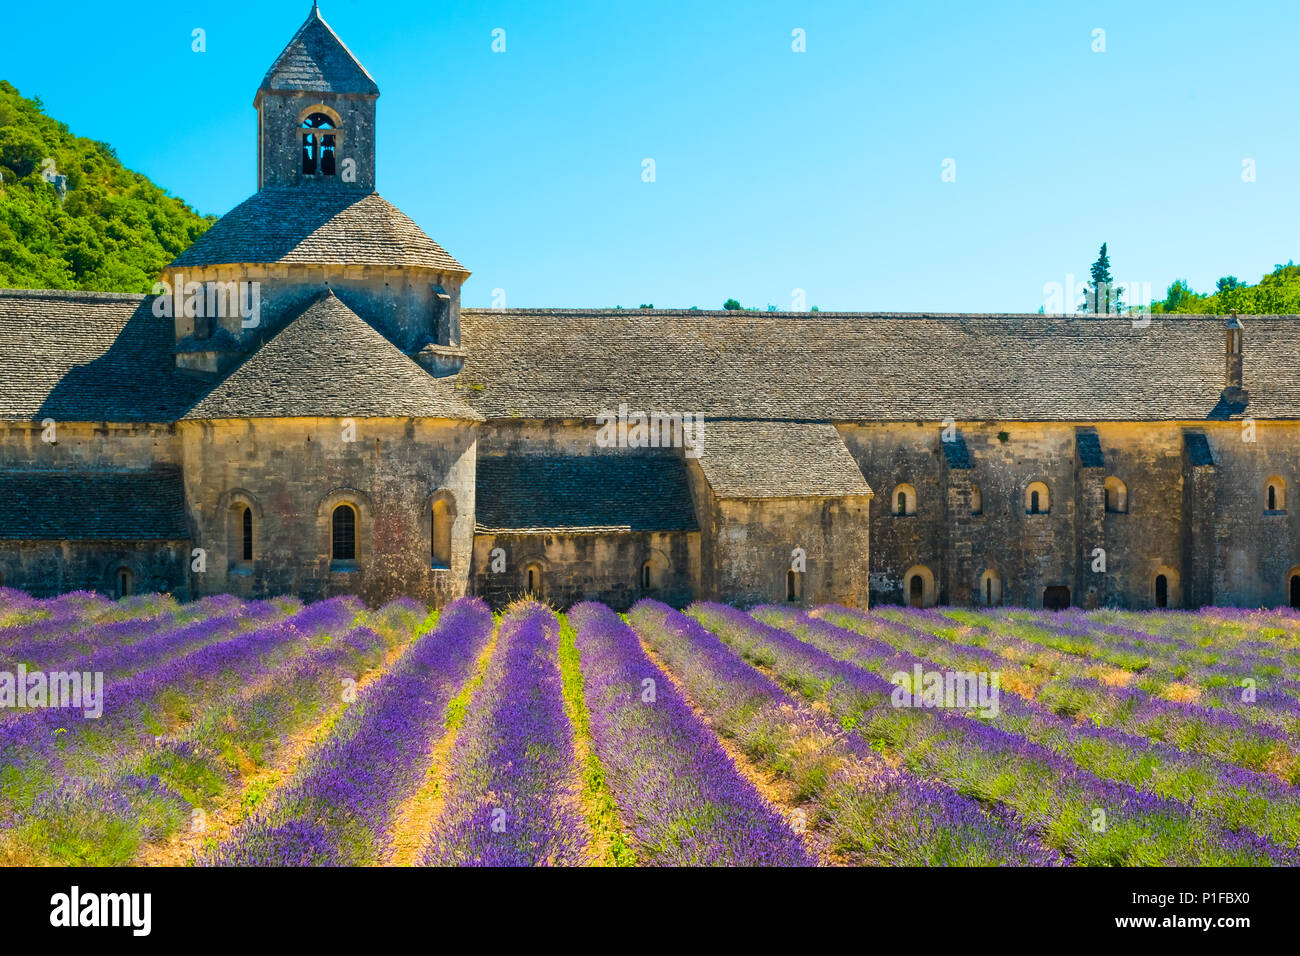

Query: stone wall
left=708, top=496, right=870, bottom=608
left=0, top=540, right=189, bottom=598
left=256, top=91, right=376, bottom=192
left=0, top=422, right=179, bottom=469
left=839, top=420, right=1300, bottom=609
left=1204, top=422, right=1300, bottom=606
left=471, top=530, right=699, bottom=610
left=180, top=417, right=476, bottom=606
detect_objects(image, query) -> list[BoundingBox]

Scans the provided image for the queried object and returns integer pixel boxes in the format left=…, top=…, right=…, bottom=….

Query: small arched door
left=1291, top=573, right=1300, bottom=609
left=1155, top=574, right=1169, bottom=608
left=908, top=575, right=924, bottom=607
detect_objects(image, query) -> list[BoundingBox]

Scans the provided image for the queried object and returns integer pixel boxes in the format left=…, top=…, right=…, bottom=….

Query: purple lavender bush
left=568, top=601, right=811, bottom=866
left=626, top=600, right=1059, bottom=866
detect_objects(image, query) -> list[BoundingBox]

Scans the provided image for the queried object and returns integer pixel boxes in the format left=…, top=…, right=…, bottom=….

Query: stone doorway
left=1042, top=585, right=1070, bottom=611
left=908, top=575, right=924, bottom=607
left=1155, top=574, right=1169, bottom=608
left=1291, top=573, right=1300, bottom=609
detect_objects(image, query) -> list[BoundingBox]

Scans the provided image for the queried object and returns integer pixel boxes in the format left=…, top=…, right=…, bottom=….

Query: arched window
left=1155, top=574, right=1169, bottom=608
left=786, top=569, right=803, bottom=602
left=641, top=560, right=653, bottom=590
left=431, top=498, right=453, bottom=569
left=332, top=504, right=356, bottom=561
left=893, top=483, right=917, bottom=517
left=1289, top=568, right=1300, bottom=609
left=301, top=112, right=337, bottom=176
left=116, top=567, right=133, bottom=599
left=1104, top=477, right=1127, bottom=514
left=1025, top=481, right=1050, bottom=515
left=970, top=485, right=982, bottom=516
left=524, top=562, right=543, bottom=596
left=241, top=506, right=253, bottom=562
left=1265, top=477, right=1286, bottom=514
left=979, top=569, right=1001, bottom=606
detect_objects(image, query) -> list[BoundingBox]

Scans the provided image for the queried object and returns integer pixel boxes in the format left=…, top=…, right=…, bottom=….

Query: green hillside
left=1151, top=263, right=1300, bottom=315
left=0, top=80, right=214, bottom=293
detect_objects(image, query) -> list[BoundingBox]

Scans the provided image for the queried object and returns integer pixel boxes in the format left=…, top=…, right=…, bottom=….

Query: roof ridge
left=0, top=288, right=147, bottom=302
left=460, top=307, right=1300, bottom=321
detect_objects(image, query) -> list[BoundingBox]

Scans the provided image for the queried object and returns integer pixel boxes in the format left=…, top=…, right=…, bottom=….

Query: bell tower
left=254, top=4, right=379, bottom=192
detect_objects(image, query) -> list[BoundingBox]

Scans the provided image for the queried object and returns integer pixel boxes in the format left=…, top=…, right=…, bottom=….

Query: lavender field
left=2, top=586, right=1299, bottom=866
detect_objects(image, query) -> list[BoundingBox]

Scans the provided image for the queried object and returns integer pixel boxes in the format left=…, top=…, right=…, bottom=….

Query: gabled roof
left=0, top=289, right=208, bottom=422
left=695, top=422, right=872, bottom=498
left=259, top=5, right=378, bottom=97
left=941, top=432, right=973, bottom=469
left=475, top=456, right=698, bottom=533
left=168, top=189, right=467, bottom=273
left=0, top=468, right=188, bottom=540
left=182, top=292, right=482, bottom=421
left=1185, top=432, right=1215, bottom=467
left=458, top=310, right=1300, bottom=422
left=1076, top=429, right=1104, bottom=468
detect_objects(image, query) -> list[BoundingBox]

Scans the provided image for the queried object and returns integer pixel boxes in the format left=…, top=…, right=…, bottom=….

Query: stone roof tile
left=0, top=468, right=188, bottom=539
left=696, top=421, right=872, bottom=498
left=459, top=310, right=1300, bottom=422
left=182, top=292, right=482, bottom=421
left=475, top=455, right=698, bottom=532
left=259, top=6, right=379, bottom=96
left=0, top=290, right=207, bottom=422
left=168, top=189, right=466, bottom=273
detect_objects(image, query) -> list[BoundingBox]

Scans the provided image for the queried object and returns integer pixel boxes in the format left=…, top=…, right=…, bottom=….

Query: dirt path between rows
left=635, top=632, right=840, bottom=866
left=380, top=628, right=500, bottom=866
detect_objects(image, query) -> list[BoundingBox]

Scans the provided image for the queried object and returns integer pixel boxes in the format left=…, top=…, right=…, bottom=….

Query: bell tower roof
left=257, top=4, right=379, bottom=100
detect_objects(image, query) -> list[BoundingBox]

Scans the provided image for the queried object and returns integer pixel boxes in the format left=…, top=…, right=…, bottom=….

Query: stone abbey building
left=2, top=6, right=1299, bottom=612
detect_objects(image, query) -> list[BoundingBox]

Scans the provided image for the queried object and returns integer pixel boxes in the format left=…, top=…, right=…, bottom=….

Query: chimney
left=1225, top=312, right=1243, bottom=391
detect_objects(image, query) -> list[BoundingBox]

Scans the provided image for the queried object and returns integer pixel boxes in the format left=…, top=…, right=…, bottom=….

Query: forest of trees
left=0, top=81, right=213, bottom=292
left=1151, top=263, right=1300, bottom=315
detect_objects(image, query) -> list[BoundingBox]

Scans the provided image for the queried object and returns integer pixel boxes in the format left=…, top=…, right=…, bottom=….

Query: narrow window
left=980, top=570, right=1001, bottom=607
left=524, top=563, right=542, bottom=595
left=116, top=568, right=133, bottom=598
left=431, top=499, right=452, bottom=569
left=897, top=491, right=906, bottom=514
left=241, top=506, right=253, bottom=562
left=332, top=504, right=356, bottom=561
left=786, top=569, right=803, bottom=602
left=641, top=561, right=652, bottom=590
left=1031, top=490, right=1040, bottom=513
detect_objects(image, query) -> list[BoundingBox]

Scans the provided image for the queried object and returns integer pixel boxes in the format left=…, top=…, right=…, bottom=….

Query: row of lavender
left=680, top=602, right=1299, bottom=864
left=0, top=591, right=402, bottom=864
left=7, top=582, right=1297, bottom=866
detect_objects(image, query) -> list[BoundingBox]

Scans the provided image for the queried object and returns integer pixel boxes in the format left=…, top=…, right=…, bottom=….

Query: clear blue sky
left=3, top=0, right=1297, bottom=311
